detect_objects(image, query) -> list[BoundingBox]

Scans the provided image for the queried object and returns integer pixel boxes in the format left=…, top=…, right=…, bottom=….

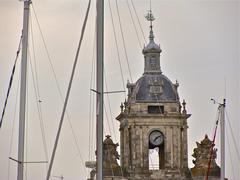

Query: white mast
left=96, top=0, right=104, bottom=179
left=18, top=0, right=31, bottom=180
left=220, top=99, right=226, bottom=180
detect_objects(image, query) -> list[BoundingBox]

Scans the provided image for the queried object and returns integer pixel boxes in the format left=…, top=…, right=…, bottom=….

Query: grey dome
left=128, top=74, right=179, bottom=103
left=126, top=18, right=178, bottom=103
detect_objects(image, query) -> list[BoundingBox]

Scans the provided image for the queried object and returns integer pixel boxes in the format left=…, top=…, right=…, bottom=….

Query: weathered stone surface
left=116, top=69, right=192, bottom=180
left=86, top=14, right=228, bottom=180
left=85, top=13, right=227, bottom=180
left=191, top=135, right=220, bottom=180
left=103, top=135, right=122, bottom=177
left=114, top=25, right=192, bottom=179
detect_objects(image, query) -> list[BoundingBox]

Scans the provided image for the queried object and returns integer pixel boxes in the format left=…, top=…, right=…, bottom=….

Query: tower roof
left=142, top=10, right=162, bottom=54
left=142, top=38, right=162, bottom=54
left=127, top=10, right=179, bottom=103
left=128, top=74, right=179, bottom=102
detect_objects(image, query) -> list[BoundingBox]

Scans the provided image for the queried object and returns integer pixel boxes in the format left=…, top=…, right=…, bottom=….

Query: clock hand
left=154, top=136, right=161, bottom=142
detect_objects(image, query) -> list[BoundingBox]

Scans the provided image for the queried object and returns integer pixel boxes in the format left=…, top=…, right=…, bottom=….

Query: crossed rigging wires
left=2, top=0, right=239, bottom=179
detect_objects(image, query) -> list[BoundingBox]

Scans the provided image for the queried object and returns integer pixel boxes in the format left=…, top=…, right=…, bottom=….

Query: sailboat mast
left=220, top=99, right=226, bottom=180
left=18, top=1, right=31, bottom=180
left=96, top=0, right=104, bottom=179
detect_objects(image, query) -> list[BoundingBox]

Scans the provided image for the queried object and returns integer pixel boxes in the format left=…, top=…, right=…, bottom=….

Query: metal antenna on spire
left=150, top=0, right=152, bottom=13
left=145, top=10, right=155, bottom=42
left=145, top=10, right=155, bottom=31
left=145, top=0, right=155, bottom=30
left=145, top=0, right=155, bottom=41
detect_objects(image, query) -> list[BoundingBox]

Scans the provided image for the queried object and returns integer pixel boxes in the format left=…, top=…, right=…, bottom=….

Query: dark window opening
left=148, top=105, right=164, bottom=114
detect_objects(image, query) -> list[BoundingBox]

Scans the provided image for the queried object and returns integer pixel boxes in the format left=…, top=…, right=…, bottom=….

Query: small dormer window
left=148, top=105, right=164, bottom=114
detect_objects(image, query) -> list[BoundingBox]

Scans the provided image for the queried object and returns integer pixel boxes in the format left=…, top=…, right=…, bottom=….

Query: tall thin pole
left=18, top=1, right=31, bottom=180
left=96, top=0, right=104, bottom=179
left=46, top=0, right=92, bottom=179
left=220, top=99, right=226, bottom=180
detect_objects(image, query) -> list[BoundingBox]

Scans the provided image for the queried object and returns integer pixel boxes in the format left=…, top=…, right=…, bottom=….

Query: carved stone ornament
left=103, top=135, right=122, bottom=176
left=191, top=135, right=220, bottom=178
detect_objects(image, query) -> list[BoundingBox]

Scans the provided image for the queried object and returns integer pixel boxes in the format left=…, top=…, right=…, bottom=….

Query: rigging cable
left=31, top=2, right=87, bottom=176
left=103, top=103, right=114, bottom=140
left=88, top=28, right=96, bottom=161
left=226, top=111, right=240, bottom=162
left=103, top=71, right=124, bottom=177
left=115, top=0, right=133, bottom=82
left=103, top=77, right=126, bottom=178
left=226, top=128, right=237, bottom=179
left=46, top=0, right=92, bottom=179
left=103, top=127, right=124, bottom=178
left=28, top=52, right=49, bottom=168
left=0, top=36, right=22, bottom=128
left=90, top=58, right=96, bottom=161
left=108, top=0, right=126, bottom=95
left=126, top=0, right=143, bottom=50
left=104, top=74, right=118, bottom=141
left=7, top=71, right=20, bottom=180
left=130, top=0, right=147, bottom=44
left=29, top=10, right=49, bottom=169
left=205, top=106, right=221, bottom=180
left=103, top=104, right=124, bottom=177
left=102, top=128, right=115, bottom=177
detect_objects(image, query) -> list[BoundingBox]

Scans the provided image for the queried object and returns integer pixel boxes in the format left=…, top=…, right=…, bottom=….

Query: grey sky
left=0, top=0, right=239, bottom=180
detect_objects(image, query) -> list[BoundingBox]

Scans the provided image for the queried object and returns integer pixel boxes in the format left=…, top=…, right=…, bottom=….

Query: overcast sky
left=0, top=0, right=239, bottom=180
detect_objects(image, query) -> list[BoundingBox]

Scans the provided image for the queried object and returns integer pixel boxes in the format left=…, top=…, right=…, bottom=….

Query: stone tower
left=116, top=11, right=192, bottom=180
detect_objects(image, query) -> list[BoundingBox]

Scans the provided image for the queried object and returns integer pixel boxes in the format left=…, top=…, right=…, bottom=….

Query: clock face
left=149, top=130, right=164, bottom=147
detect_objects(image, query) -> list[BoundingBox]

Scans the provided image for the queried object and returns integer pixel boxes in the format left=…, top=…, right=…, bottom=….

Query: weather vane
left=145, top=10, right=155, bottom=29
left=145, top=0, right=155, bottom=32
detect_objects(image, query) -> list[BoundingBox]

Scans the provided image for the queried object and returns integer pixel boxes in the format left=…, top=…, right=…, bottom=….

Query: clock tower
left=116, top=10, right=192, bottom=180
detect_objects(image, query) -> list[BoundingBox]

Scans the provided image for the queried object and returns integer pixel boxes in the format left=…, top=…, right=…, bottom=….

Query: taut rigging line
left=46, top=0, right=92, bottom=179
left=206, top=99, right=226, bottom=180
left=205, top=105, right=221, bottom=180
left=0, top=36, right=22, bottom=128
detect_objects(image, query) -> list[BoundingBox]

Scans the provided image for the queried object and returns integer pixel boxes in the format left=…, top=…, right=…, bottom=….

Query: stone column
left=120, top=127, right=124, bottom=168
left=171, top=126, right=174, bottom=168
left=164, top=126, right=171, bottom=168
left=142, top=126, right=149, bottom=170
left=183, top=120, right=189, bottom=168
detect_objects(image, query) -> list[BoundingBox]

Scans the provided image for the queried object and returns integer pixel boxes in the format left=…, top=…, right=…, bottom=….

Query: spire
left=145, top=10, right=155, bottom=42
left=142, top=8, right=162, bottom=74
left=143, top=9, right=161, bottom=54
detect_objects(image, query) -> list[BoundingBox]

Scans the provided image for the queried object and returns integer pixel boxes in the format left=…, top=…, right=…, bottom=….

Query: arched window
left=149, top=130, right=165, bottom=170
